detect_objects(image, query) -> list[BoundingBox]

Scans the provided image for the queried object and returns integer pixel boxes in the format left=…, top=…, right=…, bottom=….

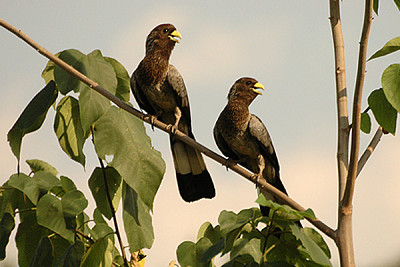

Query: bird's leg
left=252, top=155, right=266, bottom=188
left=166, top=107, right=181, bottom=136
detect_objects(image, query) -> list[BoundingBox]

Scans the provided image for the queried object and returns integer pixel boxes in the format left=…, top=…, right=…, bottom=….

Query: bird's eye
left=246, top=81, right=252, bottom=85
left=163, top=28, right=169, bottom=33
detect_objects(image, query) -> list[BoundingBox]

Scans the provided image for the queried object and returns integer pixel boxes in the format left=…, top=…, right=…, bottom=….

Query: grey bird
left=131, top=23, right=215, bottom=202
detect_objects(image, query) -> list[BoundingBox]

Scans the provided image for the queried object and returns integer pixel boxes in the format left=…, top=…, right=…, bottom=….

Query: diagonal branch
left=0, top=18, right=335, bottom=240
left=357, top=127, right=383, bottom=177
left=342, top=0, right=374, bottom=208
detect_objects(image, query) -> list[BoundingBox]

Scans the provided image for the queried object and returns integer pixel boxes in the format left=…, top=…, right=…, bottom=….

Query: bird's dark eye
left=246, top=81, right=252, bottom=85
left=163, top=28, right=169, bottom=33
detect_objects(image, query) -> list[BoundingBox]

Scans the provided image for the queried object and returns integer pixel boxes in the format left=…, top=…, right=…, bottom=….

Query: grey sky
left=1, top=1, right=400, bottom=266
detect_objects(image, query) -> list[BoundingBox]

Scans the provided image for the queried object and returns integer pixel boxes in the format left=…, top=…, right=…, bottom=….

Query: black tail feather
left=176, top=169, right=215, bottom=202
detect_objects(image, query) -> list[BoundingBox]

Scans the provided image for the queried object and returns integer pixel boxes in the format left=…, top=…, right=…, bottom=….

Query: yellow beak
left=169, top=30, right=182, bottom=43
left=252, top=82, right=265, bottom=95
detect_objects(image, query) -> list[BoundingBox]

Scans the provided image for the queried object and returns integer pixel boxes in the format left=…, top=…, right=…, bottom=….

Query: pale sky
left=1, top=1, right=400, bottom=266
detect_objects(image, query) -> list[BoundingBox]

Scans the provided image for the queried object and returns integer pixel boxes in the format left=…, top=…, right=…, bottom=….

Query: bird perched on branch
left=213, top=77, right=291, bottom=216
left=131, top=23, right=215, bottom=202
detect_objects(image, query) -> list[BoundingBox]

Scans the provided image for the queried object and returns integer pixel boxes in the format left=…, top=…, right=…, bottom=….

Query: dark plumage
left=213, top=77, right=291, bottom=217
left=131, top=24, right=215, bottom=202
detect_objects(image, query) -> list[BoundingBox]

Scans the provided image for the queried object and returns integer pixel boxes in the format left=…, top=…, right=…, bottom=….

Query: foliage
left=176, top=197, right=331, bottom=267
left=2, top=49, right=165, bottom=266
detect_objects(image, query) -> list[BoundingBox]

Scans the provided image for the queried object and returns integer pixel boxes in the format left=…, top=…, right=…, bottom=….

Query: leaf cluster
left=3, top=49, right=166, bottom=266
left=176, top=197, right=331, bottom=267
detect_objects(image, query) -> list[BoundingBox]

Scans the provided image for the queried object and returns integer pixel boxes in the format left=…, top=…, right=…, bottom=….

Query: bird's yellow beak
left=251, top=82, right=264, bottom=95
left=169, top=30, right=182, bottom=43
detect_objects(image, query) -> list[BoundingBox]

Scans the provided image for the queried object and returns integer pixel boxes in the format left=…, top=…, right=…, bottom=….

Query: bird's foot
left=141, top=114, right=157, bottom=131
left=251, top=173, right=262, bottom=188
left=223, top=158, right=240, bottom=170
left=166, top=124, right=178, bottom=136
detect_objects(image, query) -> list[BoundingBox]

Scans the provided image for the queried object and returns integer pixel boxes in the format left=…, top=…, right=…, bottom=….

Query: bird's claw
left=166, top=124, right=178, bottom=136
left=141, top=114, right=157, bottom=131
left=251, top=173, right=262, bottom=188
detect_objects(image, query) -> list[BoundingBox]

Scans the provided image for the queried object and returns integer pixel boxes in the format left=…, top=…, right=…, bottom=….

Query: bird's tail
left=170, top=138, right=215, bottom=202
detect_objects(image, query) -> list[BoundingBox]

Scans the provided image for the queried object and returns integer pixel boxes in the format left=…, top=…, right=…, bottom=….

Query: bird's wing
left=213, top=124, right=241, bottom=161
left=166, top=64, right=191, bottom=125
left=248, top=114, right=280, bottom=172
left=130, top=70, right=156, bottom=114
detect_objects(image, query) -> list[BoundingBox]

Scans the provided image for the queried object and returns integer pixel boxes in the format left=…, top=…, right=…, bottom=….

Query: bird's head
left=145, top=23, right=182, bottom=55
left=227, top=77, right=264, bottom=103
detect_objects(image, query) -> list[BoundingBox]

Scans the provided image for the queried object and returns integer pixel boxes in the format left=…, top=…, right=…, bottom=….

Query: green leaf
left=369, top=37, right=400, bottom=61
left=290, top=225, right=332, bottom=266
left=177, top=241, right=198, bottom=267
left=368, top=88, right=397, bottom=134
left=8, top=173, right=40, bottom=205
left=382, top=64, right=400, bottom=113
left=197, top=222, right=222, bottom=244
left=0, top=213, right=15, bottom=260
left=61, top=190, right=88, bottom=217
left=7, top=81, right=58, bottom=163
left=303, top=228, right=331, bottom=259
left=88, top=167, right=122, bottom=220
left=195, top=237, right=214, bottom=264
left=29, top=237, right=54, bottom=267
left=373, top=0, right=379, bottom=15
left=93, top=208, right=107, bottom=225
left=122, top=182, right=154, bottom=252
left=55, top=240, right=84, bottom=267
left=36, top=194, right=74, bottom=242
left=26, top=159, right=58, bottom=176
left=93, top=106, right=165, bottom=210
left=80, top=237, right=114, bottom=267
left=360, top=112, right=371, bottom=134
left=230, top=238, right=262, bottom=264
left=41, top=52, right=60, bottom=84
left=105, top=57, right=131, bottom=102
left=53, top=49, right=117, bottom=133
left=394, top=0, right=400, bottom=13
left=90, top=223, right=114, bottom=243
left=15, top=212, right=49, bottom=267
left=199, top=238, right=224, bottom=264
left=257, top=196, right=316, bottom=220
left=60, top=176, right=77, bottom=193
left=54, top=96, right=86, bottom=166
left=218, top=210, right=241, bottom=235
left=33, top=171, right=62, bottom=192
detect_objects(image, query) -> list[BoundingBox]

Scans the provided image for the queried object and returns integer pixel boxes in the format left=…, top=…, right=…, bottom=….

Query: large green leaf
left=373, top=0, right=379, bottom=15
left=8, top=173, right=40, bottom=205
left=88, top=167, right=122, bottom=220
left=36, top=194, right=74, bottom=242
left=303, top=228, right=331, bottom=259
left=369, top=36, right=400, bottom=60
left=80, top=237, right=114, bottom=267
left=55, top=240, right=84, bottom=267
left=122, top=182, right=154, bottom=252
left=382, top=64, right=400, bottom=114
left=230, top=238, right=262, bottom=264
left=29, top=237, right=54, bottom=267
left=290, top=225, right=332, bottom=266
left=7, top=81, right=58, bottom=163
left=41, top=52, right=60, bottom=84
left=105, top=57, right=131, bottom=102
left=368, top=88, right=398, bottom=134
left=195, top=237, right=214, bottom=265
left=0, top=213, right=15, bottom=260
left=61, top=190, right=88, bottom=217
left=54, top=96, right=86, bottom=166
left=53, top=49, right=117, bottom=133
left=26, top=159, right=58, bottom=176
left=60, top=176, right=77, bottom=193
left=93, top=106, right=165, bottom=210
left=197, top=222, right=222, bottom=244
left=15, top=213, right=49, bottom=267
left=177, top=241, right=199, bottom=267
left=90, top=223, right=114, bottom=243
left=33, top=171, right=61, bottom=192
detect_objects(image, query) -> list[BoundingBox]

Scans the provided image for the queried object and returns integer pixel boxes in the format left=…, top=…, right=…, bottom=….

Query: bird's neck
left=140, top=52, right=170, bottom=85
left=225, top=101, right=251, bottom=129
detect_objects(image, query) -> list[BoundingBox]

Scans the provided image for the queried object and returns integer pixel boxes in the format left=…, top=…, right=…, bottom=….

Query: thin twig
left=343, top=0, right=373, bottom=208
left=75, top=228, right=94, bottom=244
left=0, top=18, right=335, bottom=240
left=91, top=127, right=129, bottom=267
left=357, top=127, right=383, bottom=177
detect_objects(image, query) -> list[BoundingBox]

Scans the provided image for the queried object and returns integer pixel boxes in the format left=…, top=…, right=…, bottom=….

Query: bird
left=130, top=23, right=215, bottom=202
left=213, top=77, right=292, bottom=217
